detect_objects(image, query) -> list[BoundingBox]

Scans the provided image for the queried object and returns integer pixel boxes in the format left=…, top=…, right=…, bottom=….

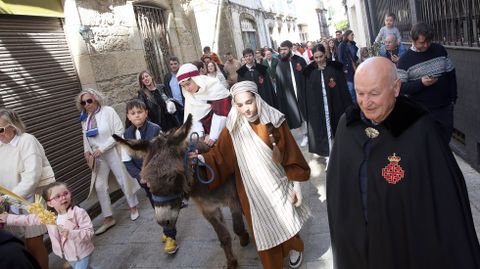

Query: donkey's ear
left=112, top=134, right=150, bottom=159
left=168, top=114, right=192, bottom=145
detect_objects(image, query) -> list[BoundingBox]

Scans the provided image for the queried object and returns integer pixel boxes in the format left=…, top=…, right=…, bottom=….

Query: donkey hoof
left=227, top=259, right=238, bottom=269
left=239, top=232, right=250, bottom=247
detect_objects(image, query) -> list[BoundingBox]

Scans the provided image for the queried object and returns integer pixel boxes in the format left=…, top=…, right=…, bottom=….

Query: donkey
left=113, top=115, right=249, bottom=268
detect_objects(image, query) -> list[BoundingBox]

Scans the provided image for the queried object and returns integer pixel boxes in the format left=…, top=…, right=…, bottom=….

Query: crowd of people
left=0, top=16, right=479, bottom=269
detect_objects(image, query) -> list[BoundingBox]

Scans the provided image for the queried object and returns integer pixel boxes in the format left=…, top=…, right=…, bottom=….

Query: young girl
left=0, top=182, right=94, bottom=269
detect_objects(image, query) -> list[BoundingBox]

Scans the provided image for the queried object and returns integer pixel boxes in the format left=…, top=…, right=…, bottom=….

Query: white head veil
left=177, top=63, right=230, bottom=122
left=226, top=81, right=285, bottom=132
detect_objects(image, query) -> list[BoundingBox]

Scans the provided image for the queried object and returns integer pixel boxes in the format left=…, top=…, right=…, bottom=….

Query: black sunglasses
left=80, top=99, right=94, bottom=106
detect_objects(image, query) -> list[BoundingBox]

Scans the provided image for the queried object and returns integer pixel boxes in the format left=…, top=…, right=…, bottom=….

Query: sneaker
left=300, top=135, right=308, bottom=147
left=164, top=237, right=179, bottom=254
left=95, top=220, right=116, bottom=235
left=161, top=234, right=167, bottom=243
left=289, top=250, right=303, bottom=268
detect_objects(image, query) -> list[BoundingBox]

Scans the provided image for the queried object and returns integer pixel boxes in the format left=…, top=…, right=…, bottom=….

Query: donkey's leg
left=198, top=202, right=238, bottom=269
left=228, top=197, right=250, bottom=247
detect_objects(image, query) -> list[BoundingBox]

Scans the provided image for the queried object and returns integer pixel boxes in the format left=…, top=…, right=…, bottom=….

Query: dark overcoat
left=237, top=63, right=278, bottom=108
left=327, top=96, right=480, bottom=269
left=303, top=61, right=352, bottom=156
left=275, top=54, right=307, bottom=129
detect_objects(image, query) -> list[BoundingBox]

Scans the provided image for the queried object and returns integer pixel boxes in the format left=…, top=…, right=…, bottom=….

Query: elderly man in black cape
left=275, top=40, right=308, bottom=145
left=237, top=48, right=278, bottom=108
left=303, top=44, right=352, bottom=158
left=327, top=57, right=480, bottom=269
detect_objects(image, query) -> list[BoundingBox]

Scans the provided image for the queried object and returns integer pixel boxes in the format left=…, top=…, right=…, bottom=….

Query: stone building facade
left=192, top=0, right=328, bottom=61
left=63, top=0, right=202, bottom=114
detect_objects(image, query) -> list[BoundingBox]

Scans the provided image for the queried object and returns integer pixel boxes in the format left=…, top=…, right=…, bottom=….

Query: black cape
left=303, top=61, right=352, bottom=156
left=275, top=54, right=307, bottom=129
left=327, top=96, right=480, bottom=269
left=237, top=63, right=278, bottom=108
left=0, top=231, right=41, bottom=269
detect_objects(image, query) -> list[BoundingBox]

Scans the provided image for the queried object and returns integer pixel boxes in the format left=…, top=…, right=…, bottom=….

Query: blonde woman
left=0, top=108, right=50, bottom=269
left=76, top=89, right=140, bottom=235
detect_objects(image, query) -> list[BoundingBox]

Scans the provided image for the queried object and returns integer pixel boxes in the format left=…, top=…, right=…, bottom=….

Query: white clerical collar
left=1, top=135, right=20, bottom=146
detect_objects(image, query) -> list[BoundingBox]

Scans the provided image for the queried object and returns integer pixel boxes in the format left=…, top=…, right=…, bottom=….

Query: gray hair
left=385, top=33, right=397, bottom=42
left=0, top=108, right=26, bottom=135
left=75, top=88, right=105, bottom=111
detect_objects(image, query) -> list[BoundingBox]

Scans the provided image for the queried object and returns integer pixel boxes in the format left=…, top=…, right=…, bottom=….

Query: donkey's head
left=113, top=114, right=194, bottom=228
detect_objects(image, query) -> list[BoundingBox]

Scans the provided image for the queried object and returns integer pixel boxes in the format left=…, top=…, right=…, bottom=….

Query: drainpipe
left=212, top=0, right=222, bottom=51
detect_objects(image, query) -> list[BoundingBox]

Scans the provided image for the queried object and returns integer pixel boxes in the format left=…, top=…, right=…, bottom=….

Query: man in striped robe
left=194, top=81, right=311, bottom=268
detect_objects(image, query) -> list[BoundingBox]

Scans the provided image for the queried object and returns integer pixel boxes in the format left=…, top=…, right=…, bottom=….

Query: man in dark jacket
left=397, top=22, right=457, bottom=143
left=237, top=48, right=277, bottom=108
left=275, top=40, right=308, bottom=145
left=163, top=56, right=185, bottom=123
left=327, top=57, right=480, bottom=269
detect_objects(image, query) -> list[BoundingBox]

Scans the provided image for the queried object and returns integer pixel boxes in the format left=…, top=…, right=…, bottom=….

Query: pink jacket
left=7, top=206, right=94, bottom=261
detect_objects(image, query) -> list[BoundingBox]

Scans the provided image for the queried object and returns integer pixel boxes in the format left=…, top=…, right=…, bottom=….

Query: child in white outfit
left=0, top=182, right=95, bottom=269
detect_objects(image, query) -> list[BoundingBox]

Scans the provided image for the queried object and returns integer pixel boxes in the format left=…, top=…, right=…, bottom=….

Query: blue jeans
left=347, top=81, right=356, bottom=103
left=69, top=255, right=92, bottom=269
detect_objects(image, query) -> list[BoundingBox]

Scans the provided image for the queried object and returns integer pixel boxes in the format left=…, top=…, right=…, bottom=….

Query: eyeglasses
left=80, top=99, right=94, bottom=106
left=0, top=125, right=9, bottom=134
left=48, top=191, right=70, bottom=202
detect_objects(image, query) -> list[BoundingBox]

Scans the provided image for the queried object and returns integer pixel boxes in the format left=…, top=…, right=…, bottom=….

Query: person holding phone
left=379, top=34, right=406, bottom=65
left=397, top=22, right=457, bottom=143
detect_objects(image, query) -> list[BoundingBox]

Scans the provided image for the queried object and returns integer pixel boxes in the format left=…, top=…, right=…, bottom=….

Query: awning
left=0, top=0, right=64, bottom=18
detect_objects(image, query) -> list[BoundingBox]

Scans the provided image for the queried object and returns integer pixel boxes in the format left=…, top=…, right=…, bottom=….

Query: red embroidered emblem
left=381, top=153, right=405, bottom=184
left=258, top=75, right=264, bottom=85
left=328, top=78, right=336, bottom=88
left=295, top=63, right=302, bottom=72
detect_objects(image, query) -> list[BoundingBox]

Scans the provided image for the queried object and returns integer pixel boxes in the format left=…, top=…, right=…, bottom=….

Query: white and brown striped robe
left=204, top=120, right=310, bottom=269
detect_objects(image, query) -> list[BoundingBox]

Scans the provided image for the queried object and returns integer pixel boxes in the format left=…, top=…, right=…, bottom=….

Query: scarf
left=182, top=75, right=230, bottom=122
left=226, top=81, right=284, bottom=132
left=85, top=107, right=100, bottom=137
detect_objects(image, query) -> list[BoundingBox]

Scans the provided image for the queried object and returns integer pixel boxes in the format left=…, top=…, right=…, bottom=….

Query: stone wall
left=63, top=0, right=201, bottom=118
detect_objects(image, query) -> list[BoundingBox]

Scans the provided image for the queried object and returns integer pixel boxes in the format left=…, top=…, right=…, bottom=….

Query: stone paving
left=49, top=134, right=480, bottom=269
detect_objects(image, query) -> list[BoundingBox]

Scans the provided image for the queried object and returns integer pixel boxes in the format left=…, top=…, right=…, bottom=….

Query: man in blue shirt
left=164, top=56, right=185, bottom=123
left=379, top=34, right=407, bottom=65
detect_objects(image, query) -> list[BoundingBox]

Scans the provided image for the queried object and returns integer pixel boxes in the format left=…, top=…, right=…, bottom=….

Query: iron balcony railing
left=370, top=0, right=479, bottom=47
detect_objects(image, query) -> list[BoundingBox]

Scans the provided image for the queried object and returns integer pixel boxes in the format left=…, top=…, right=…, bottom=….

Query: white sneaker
left=289, top=250, right=303, bottom=268
left=300, top=135, right=308, bottom=147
